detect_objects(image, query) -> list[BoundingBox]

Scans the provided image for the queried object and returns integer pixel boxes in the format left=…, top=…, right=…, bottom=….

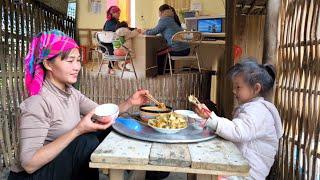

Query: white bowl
left=148, top=119, right=187, bottom=134
left=187, top=113, right=204, bottom=130
left=148, top=124, right=187, bottom=134
left=174, top=110, right=195, bottom=118
left=95, top=104, right=119, bottom=123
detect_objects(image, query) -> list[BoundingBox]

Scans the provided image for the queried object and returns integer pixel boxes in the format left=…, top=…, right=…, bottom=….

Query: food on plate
left=148, top=112, right=187, bottom=129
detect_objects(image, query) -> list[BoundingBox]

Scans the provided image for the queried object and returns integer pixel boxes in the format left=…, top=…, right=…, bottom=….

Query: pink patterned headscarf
left=24, top=30, right=79, bottom=96
left=106, top=6, right=120, bottom=20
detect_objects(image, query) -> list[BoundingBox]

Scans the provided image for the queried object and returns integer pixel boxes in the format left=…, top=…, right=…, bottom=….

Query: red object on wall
left=234, top=45, right=242, bottom=64
left=79, top=46, right=88, bottom=64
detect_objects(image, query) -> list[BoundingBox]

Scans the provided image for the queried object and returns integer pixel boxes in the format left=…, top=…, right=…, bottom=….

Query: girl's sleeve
left=214, top=103, right=266, bottom=142
left=126, top=29, right=140, bottom=39
left=19, top=96, right=51, bottom=167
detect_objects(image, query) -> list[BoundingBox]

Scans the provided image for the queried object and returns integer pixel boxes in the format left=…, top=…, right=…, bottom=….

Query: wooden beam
left=217, top=0, right=236, bottom=118
left=263, top=0, right=280, bottom=64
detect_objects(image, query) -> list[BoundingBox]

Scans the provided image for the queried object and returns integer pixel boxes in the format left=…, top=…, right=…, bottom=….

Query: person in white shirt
left=113, top=21, right=141, bottom=70
left=195, top=59, right=283, bottom=180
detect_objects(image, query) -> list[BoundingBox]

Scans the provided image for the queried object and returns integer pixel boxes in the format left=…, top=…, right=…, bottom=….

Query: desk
left=132, top=35, right=166, bottom=78
left=90, top=131, right=249, bottom=180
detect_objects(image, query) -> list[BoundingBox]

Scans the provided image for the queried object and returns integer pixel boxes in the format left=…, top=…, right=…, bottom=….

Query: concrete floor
left=84, top=61, right=138, bottom=79
left=99, top=171, right=187, bottom=180
left=2, top=169, right=187, bottom=180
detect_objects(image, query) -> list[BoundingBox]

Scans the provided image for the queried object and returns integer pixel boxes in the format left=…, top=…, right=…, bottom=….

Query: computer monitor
left=197, top=18, right=223, bottom=33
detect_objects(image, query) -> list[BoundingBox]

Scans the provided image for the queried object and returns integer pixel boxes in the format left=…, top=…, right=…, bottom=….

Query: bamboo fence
left=0, top=0, right=76, bottom=169
left=276, top=0, right=320, bottom=179
left=78, top=68, right=212, bottom=113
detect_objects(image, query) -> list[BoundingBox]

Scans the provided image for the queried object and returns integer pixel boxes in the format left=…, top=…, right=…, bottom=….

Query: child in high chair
left=113, top=21, right=140, bottom=70
left=195, top=59, right=283, bottom=180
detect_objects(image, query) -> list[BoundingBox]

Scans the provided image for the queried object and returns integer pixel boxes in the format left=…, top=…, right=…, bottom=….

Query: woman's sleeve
left=145, top=19, right=166, bottom=35
left=104, top=21, right=117, bottom=32
left=76, top=90, right=98, bottom=115
left=19, top=96, right=51, bottom=167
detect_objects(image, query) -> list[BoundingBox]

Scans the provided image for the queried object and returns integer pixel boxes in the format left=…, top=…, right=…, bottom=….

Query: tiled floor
left=84, top=61, right=138, bottom=79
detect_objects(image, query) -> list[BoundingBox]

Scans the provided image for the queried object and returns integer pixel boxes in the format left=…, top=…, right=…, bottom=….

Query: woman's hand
left=74, top=109, right=113, bottom=135
left=118, top=89, right=150, bottom=113
left=128, top=89, right=149, bottom=106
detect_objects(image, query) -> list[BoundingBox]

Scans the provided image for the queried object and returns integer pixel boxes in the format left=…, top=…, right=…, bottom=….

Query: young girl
left=195, top=59, right=283, bottom=180
left=113, top=21, right=140, bottom=70
left=9, top=30, right=149, bottom=179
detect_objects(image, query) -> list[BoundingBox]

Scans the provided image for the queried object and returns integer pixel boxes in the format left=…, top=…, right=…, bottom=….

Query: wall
left=77, top=0, right=108, bottom=29
left=77, top=0, right=164, bottom=29
left=190, top=0, right=225, bottom=16
left=134, top=0, right=164, bottom=29
left=234, top=15, right=265, bottom=63
left=77, top=0, right=226, bottom=29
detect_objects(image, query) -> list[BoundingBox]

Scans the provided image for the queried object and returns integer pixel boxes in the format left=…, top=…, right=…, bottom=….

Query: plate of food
left=148, top=112, right=188, bottom=134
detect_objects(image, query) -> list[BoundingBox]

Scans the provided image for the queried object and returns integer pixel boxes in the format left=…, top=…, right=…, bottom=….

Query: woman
left=103, top=6, right=121, bottom=32
left=102, top=6, right=121, bottom=73
left=9, top=30, right=149, bottom=179
left=144, top=4, right=190, bottom=75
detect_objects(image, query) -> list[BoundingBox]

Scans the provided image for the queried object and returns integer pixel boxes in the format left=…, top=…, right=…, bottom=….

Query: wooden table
left=90, top=131, right=249, bottom=180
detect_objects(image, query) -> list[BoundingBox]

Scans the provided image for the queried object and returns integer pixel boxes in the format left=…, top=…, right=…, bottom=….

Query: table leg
left=102, top=169, right=109, bottom=175
left=187, top=173, right=196, bottom=180
left=196, top=174, right=218, bottom=180
left=109, top=169, right=124, bottom=180
left=128, top=170, right=146, bottom=180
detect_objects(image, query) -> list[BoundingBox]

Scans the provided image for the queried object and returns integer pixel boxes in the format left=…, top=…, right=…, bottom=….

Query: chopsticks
left=145, top=93, right=166, bottom=109
left=188, top=95, right=212, bottom=115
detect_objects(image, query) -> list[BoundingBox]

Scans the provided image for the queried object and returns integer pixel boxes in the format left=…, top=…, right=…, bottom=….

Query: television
left=197, top=18, right=223, bottom=33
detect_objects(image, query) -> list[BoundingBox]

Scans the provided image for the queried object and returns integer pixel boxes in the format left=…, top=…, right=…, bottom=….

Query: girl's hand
left=74, top=109, right=113, bottom=135
left=140, top=29, right=146, bottom=34
left=127, top=89, right=149, bottom=106
left=136, top=29, right=142, bottom=33
left=194, top=103, right=211, bottom=119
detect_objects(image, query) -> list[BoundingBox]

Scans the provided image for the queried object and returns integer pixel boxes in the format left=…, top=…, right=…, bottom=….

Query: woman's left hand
left=128, top=89, right=149, bottom=106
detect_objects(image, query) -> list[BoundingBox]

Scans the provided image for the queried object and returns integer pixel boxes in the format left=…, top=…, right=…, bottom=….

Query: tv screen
left=197, top=18, right=222, bottom=33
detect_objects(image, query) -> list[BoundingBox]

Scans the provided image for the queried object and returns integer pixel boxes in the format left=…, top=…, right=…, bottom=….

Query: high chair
left=95, top=31, right=137, bottom=79
left=163, top=31, right=203, bottom=76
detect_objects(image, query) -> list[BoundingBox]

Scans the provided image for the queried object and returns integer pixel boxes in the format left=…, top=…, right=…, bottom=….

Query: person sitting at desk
left=144, top=4, right=190, bottom=75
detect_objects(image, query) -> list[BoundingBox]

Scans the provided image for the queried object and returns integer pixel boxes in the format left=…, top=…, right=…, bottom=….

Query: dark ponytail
left=264, top=64, right=276, bottom=83
left=170, top=7, right=181, bottom=27
left=159, top=4, right=181, bottom=27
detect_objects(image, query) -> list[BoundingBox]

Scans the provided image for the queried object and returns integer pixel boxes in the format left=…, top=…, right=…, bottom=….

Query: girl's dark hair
left=116, top=21, right=129, bottom=30
left=159, top=4, right=181, bottom=27
left=227, top=58, right=276, bottom=96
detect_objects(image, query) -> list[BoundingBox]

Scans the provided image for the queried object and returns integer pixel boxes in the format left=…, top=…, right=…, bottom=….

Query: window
left=67, top=2, right=76, bottom=18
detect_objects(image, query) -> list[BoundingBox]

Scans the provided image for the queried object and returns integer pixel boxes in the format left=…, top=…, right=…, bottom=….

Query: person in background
left=113, top=21, right=141, bottom=70
left=194, top=58, right=283, bottom=180
left=8, top=30, right=149, bottom=180
left=102, top=6, right=121, bottom=74
left=103, top=6, right=121, bottom=32
left=144, top=4, right=190, bottom=75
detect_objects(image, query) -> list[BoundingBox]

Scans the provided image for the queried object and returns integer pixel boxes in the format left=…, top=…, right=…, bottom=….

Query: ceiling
left=236, top=0, right=267, bottom=15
